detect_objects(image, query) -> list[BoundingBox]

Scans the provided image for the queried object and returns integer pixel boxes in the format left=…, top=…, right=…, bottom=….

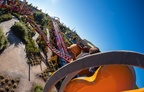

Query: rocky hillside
left=0, top=10, right=58, bottom=92
left=0, top=17, right=54, bottom=92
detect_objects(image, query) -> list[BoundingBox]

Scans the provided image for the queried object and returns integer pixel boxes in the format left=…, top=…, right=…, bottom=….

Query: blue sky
left=26, top=0, right=144, bottom=88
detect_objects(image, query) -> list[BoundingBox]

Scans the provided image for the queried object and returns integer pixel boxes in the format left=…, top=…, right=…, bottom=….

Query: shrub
left=13, top=83, right=17, bottom=89
left=0, top=13, right=12, bottom=23
left=5, top=85, right=10, bottom=91
left=11, top=22, right=29, bottom=43
left=33, top=85, right=43, bottom=92
left=0, top=28, right=8, bottom=51
left=33, top=12, right=47, bottom=26
left=21, top=16, right=27, bottom=23
left=11, top=22, right=40, bottom=57
left=26, top=38, right=40, bottom=54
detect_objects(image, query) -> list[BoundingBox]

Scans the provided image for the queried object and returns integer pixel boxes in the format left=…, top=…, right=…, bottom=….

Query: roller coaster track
left=52, top=20, right=68, bottom=54
left=28, top=20, right=72, bottom=62
left=43, top=51, right=144, bottom=92
left=1, top=0, right=72, bottom=62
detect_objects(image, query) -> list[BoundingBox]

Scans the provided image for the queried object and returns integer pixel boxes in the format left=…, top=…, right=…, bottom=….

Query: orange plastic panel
left=65, top=65, right=135, bottom=92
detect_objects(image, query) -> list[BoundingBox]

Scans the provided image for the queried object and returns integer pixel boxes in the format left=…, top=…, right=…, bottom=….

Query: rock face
left=0, top=18, right=49, bottom=92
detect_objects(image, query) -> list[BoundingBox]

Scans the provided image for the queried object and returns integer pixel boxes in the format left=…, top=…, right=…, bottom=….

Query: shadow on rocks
left=7, top=29, right=23, bottom=47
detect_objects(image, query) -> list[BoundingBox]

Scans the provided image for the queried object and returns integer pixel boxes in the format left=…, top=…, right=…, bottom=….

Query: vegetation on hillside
left=11, top=22, right=40, bottom=53
left=33, top=12, right=51, bottom=53
left=11, top=22, right=42, bottom=66
left=0, top=75, right=20, bottom=92
left=33, top=12, right=47, bottom=26
left=0, top=28, right=8, bottom=52
left=36, top=27, right=48, bottom=54
left=0, top=13, right=12, bottom=23
left=11, top=22, right=29, bottom=43
left=25, top=38, right=40, bottom=54
left=33, top=84, right=43, bottom=92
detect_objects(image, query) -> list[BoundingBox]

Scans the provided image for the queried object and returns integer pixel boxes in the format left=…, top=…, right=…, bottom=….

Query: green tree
left=11, top=22, right=29, bottom=43
left=0, top=13, right=12, bottom=23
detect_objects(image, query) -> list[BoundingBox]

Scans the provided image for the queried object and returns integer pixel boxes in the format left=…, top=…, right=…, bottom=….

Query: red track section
left=52, top=20, right=68, bottom=54
left=28, top=20, right=72, bottom=62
